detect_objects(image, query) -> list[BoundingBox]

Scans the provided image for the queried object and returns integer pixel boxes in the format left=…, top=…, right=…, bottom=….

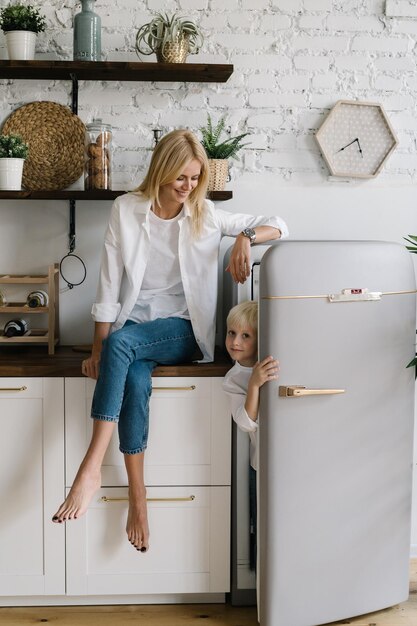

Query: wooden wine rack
left=0, top=264, right=59, bottom=354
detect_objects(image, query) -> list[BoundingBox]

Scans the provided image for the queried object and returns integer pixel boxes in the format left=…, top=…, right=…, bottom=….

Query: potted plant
left=200, top=114, right=250, bottom=191
left=135, top=12, right=203, bottom=63
left=0, top=3, right=46, bottom=60
left=0, top=133, right=29, bottom=190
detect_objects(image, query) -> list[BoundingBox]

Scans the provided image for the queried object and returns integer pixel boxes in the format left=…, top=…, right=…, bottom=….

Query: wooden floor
left=1, top=560, right=416, bottom=625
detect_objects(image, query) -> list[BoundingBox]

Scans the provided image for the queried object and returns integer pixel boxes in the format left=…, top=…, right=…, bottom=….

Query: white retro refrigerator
left=257, top=240, right=416, bottom=626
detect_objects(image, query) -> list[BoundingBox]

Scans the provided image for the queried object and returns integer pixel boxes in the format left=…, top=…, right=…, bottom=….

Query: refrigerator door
left=258, top=241, right=416, bottom=626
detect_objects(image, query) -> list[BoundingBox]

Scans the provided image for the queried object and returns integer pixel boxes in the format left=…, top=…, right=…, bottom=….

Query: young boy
left=222, top=300, right=279, bottom=568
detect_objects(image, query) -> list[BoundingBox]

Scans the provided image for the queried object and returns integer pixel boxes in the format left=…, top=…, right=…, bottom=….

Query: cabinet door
left=66, top=486, right=230, bottom=595
left=0, top=378, right=65, bottom=596
left=65, top=377, right=231, bottom=487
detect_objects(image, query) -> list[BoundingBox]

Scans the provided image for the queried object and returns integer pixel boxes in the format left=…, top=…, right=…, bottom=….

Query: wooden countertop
left=0, top=345, right=232, bottom=378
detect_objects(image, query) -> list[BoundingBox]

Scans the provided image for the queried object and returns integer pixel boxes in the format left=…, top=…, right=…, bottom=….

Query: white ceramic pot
left=5, top=30, right=36, bottom=60
left=0, top=158, right=25, bottom=190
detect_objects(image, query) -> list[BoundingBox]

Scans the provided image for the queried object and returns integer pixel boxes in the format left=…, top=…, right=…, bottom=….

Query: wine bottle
left=27, top=290, right=49, bottom=308
left=3, top=318, right=28, bottom=337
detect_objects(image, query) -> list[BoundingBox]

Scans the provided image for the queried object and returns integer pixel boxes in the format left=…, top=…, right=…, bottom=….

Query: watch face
left=242, top=228, right=256, bottom=242
left=315, top=101, right=398, bottom=178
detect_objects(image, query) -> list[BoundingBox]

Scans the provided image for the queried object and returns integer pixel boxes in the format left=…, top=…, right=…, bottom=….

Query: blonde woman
left=52, top=129, right=288, bottom=552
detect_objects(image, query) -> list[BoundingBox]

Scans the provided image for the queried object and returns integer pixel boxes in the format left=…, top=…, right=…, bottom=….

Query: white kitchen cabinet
left=64, top=377, right=231, bottom=597
left=0, top=374, right=231, bottom=602
left=65, top=377, right=231, bottom=487
left=66, top=486, right=230, bottom=595
left=0, top=378, right=65, bottom=596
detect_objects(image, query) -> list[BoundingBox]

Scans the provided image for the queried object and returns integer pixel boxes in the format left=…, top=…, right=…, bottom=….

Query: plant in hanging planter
left=199, top=114, right=250, bottom=191
left=404, top=234, right=417, bottom=378
left=0, top=3, right=46, bottom=60
left=135, top=12, right=204, bottom=63
left=0, top=133, right=29, bottom=190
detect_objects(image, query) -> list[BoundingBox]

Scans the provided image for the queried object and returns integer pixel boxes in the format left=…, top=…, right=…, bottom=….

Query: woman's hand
left=226, top=234, right=251, bottom=284
left=81, top=321, right=112, bottom=380
left=81, top=352, right=101, bottom=380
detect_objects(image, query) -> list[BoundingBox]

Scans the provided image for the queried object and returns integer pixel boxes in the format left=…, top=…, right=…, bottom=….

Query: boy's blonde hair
left=134, top=129, right=209, bottom=237
left=226, top=301, right=258, bottom=333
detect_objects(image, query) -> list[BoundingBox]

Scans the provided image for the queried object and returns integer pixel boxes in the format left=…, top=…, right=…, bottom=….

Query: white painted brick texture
left=1, top=0, right=417, bottom=185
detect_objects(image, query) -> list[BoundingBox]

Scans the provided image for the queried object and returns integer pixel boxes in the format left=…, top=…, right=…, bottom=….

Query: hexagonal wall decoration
left=315, top=100, right=398, bottom=178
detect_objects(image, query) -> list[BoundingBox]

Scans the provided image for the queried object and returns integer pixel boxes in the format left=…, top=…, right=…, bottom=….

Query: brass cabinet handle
left=0, top=386, right=27, bottom=392
left=152, top=385, right=196, bottom=391
left=100, top=495, right=196, bottom=503
left=279, top=385, right=345, bottom=398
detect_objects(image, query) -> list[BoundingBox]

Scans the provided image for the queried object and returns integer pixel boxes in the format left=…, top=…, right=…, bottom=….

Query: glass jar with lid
left=85, top=119, right=112, bottom=190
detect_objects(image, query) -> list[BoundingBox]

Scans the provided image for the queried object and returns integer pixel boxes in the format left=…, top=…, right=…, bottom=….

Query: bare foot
left=126, top=488, right=149, bottom=552
left=52, top=469, right=101, bottom=523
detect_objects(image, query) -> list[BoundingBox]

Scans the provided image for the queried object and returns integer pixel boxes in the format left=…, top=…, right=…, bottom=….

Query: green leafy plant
left=0, top=3, right=46, bottom=33
left=404, top=234, right=417, bottom=378
left=0, top=134, right=29, bottom=159
left=200, top=114, right=250, bottom=160
left=136, top=12, right=203, bottom=59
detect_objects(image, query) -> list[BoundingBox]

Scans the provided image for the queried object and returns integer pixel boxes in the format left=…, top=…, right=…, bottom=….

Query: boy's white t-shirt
left=129, top=208, right=190, bottom=323
left=222, top=360, right=258, bottom=471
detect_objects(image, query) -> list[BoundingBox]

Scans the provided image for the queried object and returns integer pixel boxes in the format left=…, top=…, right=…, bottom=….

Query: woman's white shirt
left=91, top=193, right=288, bottom=362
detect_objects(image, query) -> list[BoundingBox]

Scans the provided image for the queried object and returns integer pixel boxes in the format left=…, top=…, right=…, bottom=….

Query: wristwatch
left=241, top=227, right=256, bottom=245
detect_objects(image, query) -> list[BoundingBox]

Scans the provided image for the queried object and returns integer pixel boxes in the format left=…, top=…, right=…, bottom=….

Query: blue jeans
left=91, top=318, right=199, bottom=454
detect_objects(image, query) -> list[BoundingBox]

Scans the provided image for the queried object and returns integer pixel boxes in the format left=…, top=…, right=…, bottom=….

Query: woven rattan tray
left=2, top=101, right=85, bottom=190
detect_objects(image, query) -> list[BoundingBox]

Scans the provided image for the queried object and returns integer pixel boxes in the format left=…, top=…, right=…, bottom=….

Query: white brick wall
left=1, top=0, right=417, bottom=347
left=0, top=1, right=416, bottom=187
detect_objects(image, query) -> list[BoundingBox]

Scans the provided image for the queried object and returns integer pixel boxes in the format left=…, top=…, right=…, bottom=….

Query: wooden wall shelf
left=0, top=190, right=233, bottom=201
left=0, top=60, right=233, bottom=83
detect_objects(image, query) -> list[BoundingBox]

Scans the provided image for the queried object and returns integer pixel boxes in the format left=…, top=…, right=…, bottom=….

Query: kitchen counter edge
left=0, top=346, right=232, bottom=378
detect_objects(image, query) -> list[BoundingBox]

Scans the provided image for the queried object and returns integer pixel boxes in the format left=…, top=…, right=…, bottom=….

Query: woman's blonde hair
left=134, top=129, right=209, bottom=236
left=226, top=301, right=258, bottom=333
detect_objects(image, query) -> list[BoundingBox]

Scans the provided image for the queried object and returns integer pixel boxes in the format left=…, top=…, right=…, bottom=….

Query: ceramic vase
left=73, top=0, right=101, bottom=61
left=5, top=31, right=36, bottom=60
left=0, top=158, right=25, bottom=190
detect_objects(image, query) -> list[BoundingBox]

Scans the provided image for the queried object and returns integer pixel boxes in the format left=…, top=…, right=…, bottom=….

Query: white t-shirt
left=222, top=361, right=258, bottom=471
left=92, top=194, right=289, bottom=362
left=129, top=209, right=190, bottom=323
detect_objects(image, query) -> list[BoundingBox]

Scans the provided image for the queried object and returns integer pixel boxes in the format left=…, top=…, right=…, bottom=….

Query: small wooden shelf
left=0, top=60, right=234, bottom=83
left=0, top=190, right=233, bottom=201
left=0, top=303, right=48, bottom=313
left=0, top=264, right=59, bottom=354
left=0, top=274, right=49, bottom=284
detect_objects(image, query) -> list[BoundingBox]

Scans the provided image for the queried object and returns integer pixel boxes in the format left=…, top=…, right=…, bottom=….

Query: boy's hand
left=250, top=356, right=279, bottom=389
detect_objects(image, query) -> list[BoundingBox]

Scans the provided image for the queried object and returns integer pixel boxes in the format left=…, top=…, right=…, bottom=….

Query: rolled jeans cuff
left=91, top=412, right=119, bottom=423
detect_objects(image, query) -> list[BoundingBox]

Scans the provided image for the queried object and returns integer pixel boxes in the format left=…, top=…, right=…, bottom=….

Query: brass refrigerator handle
left=100, top=496, right=196, bottom=503
left=0, top=386, right=27, bottom=392
left=279, top=386, right=345, bottom=397
left=152, top=385, right=196, bottom=391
